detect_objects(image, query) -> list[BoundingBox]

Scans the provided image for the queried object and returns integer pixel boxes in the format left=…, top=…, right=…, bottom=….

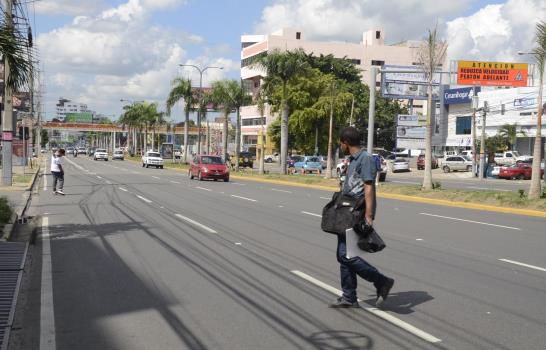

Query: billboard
left=457, top=60, right=528, bottom=87
left=396, top=114, right=426, bottom=149
left=161, top=143, right=174, bottom=159
left=381, top=65, right=441, bottom=100
left=444, top=87, right=481, bottom=105
left=64, top=112, right=93, bottom=123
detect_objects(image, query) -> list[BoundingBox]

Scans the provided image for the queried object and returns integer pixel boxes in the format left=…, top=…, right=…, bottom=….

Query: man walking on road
left=329, top=127, right=394, bottom=308
left=51, top=148, right=66, bottom=195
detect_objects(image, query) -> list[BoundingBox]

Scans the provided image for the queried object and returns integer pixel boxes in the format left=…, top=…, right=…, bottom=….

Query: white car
left=392, top=158, right=410, bottom=173
left=142, top=151, right=164, bottom=169
left=112, top=149, right=124, bottom=161
left=94, top=149, right=109, bottom=161
left=265, top=153, right=279, bottom=163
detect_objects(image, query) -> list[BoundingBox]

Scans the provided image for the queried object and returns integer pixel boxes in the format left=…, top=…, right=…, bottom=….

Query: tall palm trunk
left=152, top=127, right=155, bottom=151
left=422, top=82, right=433, bottom=190
left=183, top=109, right=189, bottom=162
left=235, top=107, right=241, bottom=171
left=528, top=77, right=544, bottom=199
left=280, top=83, right=289, bottom=175
left=222, top=112, right=229, bottom=161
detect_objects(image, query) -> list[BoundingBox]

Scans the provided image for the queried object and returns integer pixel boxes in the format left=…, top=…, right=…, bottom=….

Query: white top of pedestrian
left=50, top=154, right=64, bottom=172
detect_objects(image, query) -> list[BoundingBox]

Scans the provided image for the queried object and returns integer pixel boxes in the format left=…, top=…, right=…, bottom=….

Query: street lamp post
left=179, top=64, right=223, bottom=155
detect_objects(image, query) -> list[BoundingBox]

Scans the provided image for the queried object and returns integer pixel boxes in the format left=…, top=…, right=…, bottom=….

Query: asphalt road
left=14, top=155, right=546, bottom=350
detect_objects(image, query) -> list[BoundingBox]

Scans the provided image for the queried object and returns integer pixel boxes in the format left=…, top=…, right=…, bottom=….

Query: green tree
left=166, top=78, right=194, bottom=163
left=529, top=20, right=546, bottom=199
left=40, top=129, right=49, bottom=148
left=252, top=48, right=309, bottom=174
left=498, top=123, right=526, bottom=151
left=0, top=21, right=32, bottom=90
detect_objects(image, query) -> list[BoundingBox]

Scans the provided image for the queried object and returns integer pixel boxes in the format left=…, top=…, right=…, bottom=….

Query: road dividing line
left=40, top=217, right=57, bottom=350
left=320, top=197, right=331, bottom=200
left=419, top=213, right=520, bottom=230
left=175, top=214, right=217, bottom=234
left=231, top=195, right=257, bottom=202
left=170, top=180, right=180, bottom=184
left=301, top=211, right=322, bottom=218
left=136, top=195, right=152, bottom=203
left=498, top=259, right=546, bottom=272
left=196, top=186, right=212, bottom=192
left=231, top=182, right=246, bottom=186
left=118, top=187, right=128, bottom=192
left=105, top=180, right=112, bottom=185
left=271, top=188, right=292, bottom=194
left=96, top=176, right=103, bottom=179
left=152, top=176, right=160, bottom=179
left=291, top=270, right=442, bottom=344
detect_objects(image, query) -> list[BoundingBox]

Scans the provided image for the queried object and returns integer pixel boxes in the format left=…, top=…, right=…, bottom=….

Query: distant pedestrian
left=329, top=127, right=394, bottom=308
left=51, top=148, right=66, bottom=195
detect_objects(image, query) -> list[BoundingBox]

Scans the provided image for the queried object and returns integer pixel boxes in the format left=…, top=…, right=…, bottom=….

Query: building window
left=456, top=116, right=471, bottom=135
left=501, top=104, right=505, bottom=115
left=241, top=51, right=267, bottom=68
left=241, top=42, right=257, bottom=49
left=348, top=59, right=361, bottom=65
left=376, top=31, right=381, bottom=39
left=296, top=32, right=301, bottom=40
left=242, top=117, right=265, bottom=126
left=371, top=60, right=385, bottom=66
left=254, top=81, right=259, bottom=88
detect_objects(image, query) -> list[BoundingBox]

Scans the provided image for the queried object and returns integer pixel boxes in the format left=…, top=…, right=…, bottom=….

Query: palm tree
left=252, top=49, right=309, bottom=174
left=119, top=103, right=143, bottom=155
left=257, top=88, right=267, bottom=175
left=0, top=22, right=33, bottom=90
left=529, top=21, right=546, bottom=199
left=498, top=123, right=526, bottom=151
left=166, top=78, right=194, bottom=163
left=416, top=26, right=447, bottom=190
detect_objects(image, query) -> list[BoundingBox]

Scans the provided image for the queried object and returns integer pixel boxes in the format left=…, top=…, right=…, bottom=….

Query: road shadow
left=362, top=291, right=434, bottom=315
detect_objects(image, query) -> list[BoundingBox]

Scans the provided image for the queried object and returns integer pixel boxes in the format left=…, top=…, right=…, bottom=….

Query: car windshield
left=394, top=159, right=407, bottom=163
left=114, top=151, right=123, bottom=154
left=463, top=156, right=472, bottom=161
left=307, top=157, right=320, bottom=162
left=96, top=149, right=106, bottom=153
left=512, top=151, right=520, bottom=157
left=292, top=156, right=304, bottom=162
left=201, top=156, right=223, bottom=164
left=148, top=152, right=160, bottom=157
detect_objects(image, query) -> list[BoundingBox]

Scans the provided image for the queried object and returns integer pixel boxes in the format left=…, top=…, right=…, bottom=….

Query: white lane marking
left=271, top=188, right=292, bottom=194
left=231, top=195, right=257, bottom=202
left=119, top=187, right=128, bottom=192
left=498, top=259, right=546, bottom=272
left=96, top=176, right=102, bottom=179
left=291, top=270, right=442, bottom=344
left=170, top=180, right=180, bottom=184
left=231, top=182, right=246, bottom=186
left=301, top=211, right=322, bottom=218
left=278, top=205, right=284, bottom=208
left=175, top=214, right=217, bottom=234
left=136, top=195, right=152, bottom=203
left=106, top=180, right=112, bottom=185
left=40, top=217, right=57, bottom=350
left=113, top=166, right=120, bottom=169
left=416, top=238, right=423, bottom=241
left=152, top=176, right=160, bottom=180
left=235, top=242, right=242, bottom=245
left=320, top=196, right=331, bottom=200
left=196, top=186, right=212, bottom=192
left=419, top=213, right=520, bottom=231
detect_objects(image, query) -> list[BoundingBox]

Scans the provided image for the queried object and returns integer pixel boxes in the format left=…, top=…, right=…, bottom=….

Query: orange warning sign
left=457, top=60, right=528, bottom=87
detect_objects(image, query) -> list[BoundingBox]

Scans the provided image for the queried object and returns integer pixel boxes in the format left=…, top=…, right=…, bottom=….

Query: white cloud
left=35, top=0, right=105, bottom=16
left=254, top=0, right=472, bottom=43
left=446, top=0, right=546, bottom=62
left=37, top=0, right=234, bottom=119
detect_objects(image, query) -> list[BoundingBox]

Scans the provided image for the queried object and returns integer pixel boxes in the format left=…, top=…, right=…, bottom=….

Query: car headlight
left=202, top=167, right=209, bottom=173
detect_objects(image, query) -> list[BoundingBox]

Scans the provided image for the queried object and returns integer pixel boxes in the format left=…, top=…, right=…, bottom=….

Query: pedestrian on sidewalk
left=51, top=148, right=66, bottom=195
left=329, top=127, right=394, bottom=309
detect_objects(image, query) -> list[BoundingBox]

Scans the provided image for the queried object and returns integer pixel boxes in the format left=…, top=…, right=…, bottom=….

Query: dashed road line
left=106, top=180, right=112, bottom=185
left=291, top=270, right=442, bottom=344
left=175, top=214, right=217, bottom=234
left=136, top=195, right=153, bottom=203
left=419, top=213, right=520, bottom=230
left=196, top=186, right=212, bottom=192
left=271, top=188, right=292, bottom=194
left=301, top=211, right=322, bottom=218
left=498, top=259, right=546, bottom=272
left=170, top=180, right=181, bottom=184
left=96, top=176, right=103, bottom=179
left=231, top=195, right=257, bottom=202
left=152, top=176, right=160, bottom=180
left=119, top=187, right=128, bottom=192
left=320, top=196, right=331, bottom=200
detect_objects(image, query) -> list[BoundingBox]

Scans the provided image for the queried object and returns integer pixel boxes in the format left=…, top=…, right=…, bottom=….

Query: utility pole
left=367, top=67, right=378, bottom=153
left=325, top=81, right=335, bottom=179
left=2, top=0, right=14, bottom=185
left=349, top=95, right=355, bottom=127
left=471, top=92, right=478, bottom=177
left=479, top=101, right=488, bottom=180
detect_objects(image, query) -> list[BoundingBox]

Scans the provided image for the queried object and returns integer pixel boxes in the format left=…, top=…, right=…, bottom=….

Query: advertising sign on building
left=161, top=143, right=174, bottom=159
left=64, top=112, right=93, bottom=123
left=444, top=86, right=481, bottom=105
left=456, top=61, right=528, bottom=87
left=396, top=114, right=426, bottom=149
left=381, top=65, right=441, bottom=100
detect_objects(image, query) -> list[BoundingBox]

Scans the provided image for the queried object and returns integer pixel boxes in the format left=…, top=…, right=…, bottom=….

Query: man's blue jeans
left=337, top=234, right=386, bottom=303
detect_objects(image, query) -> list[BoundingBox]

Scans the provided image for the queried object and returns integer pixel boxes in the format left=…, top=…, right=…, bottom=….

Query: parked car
left=236, top=151, right=254, bottom=168
left=417, top=154, right=439, bottom=170
left=142, top=151, right=163, bottom=169
left=293, top=156, right=323, bottom=174
left=66, top=147, right=75, bottom=155
left=494, top=151, right=532, bottom=166
left=392, top=158, right=410, bottom=173
left=491, top=165, right=501, bottom=177
left=93, top=149, right=109, bottom=161
left=336, top=156, right=351, bottom=175
left=77, top=147, right=87, bottom=154
left=460, top=150, right=474, bottom=158
left=265, top=153, right=279, bottom=163
left=112, top=149, right=124, bottom=161
left=441, top=156, right=473, bottom=173
left=288, top=155, right=304, bottom=168
left=498, top=163, right=544, bottom=180
left=516, top=157, right=545, bottom=169
left=189, top=155, right=229, bottom=182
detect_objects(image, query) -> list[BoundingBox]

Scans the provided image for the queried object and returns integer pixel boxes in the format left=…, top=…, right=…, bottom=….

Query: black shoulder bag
left=321, top=191, right=365, bottom=235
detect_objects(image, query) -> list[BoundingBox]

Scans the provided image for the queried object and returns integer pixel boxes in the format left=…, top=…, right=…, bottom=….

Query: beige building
left=240, top=27, right=426, bottom=153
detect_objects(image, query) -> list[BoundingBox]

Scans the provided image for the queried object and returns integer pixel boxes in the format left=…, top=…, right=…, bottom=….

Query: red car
left=189, top=155, right=229, bottom=182
left=498, top=163, right=544, bottom=180
left=417, top=154, right=438, bottom=170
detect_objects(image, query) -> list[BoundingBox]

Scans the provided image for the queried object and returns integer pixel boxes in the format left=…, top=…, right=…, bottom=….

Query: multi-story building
left=240, top=27, right=426, bottom=154
left=55, top=97, right=94, bottom=121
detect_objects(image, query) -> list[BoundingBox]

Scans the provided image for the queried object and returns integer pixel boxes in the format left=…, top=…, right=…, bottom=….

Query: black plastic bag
left=353, top=221, right=386, bottom=253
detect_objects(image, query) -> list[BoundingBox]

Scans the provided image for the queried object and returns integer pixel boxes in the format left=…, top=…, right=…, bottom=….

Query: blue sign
left=443, top=87, right=481, bottom=105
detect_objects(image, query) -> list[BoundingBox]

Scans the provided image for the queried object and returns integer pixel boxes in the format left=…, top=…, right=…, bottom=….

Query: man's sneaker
left=52, top=190, right=57, bottom=195
left=56, top=190, right=65, bottom=195
left=376, top=277, right=395, bottom=307
left=328, top=297, right=359, bottom=308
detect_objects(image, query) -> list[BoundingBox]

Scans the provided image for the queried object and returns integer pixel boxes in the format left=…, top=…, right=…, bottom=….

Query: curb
left=230, top=175, right=546, bottom=219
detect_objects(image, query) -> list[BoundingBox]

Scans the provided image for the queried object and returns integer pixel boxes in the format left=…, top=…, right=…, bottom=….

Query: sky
left=29, top=0, right=546, bottom=122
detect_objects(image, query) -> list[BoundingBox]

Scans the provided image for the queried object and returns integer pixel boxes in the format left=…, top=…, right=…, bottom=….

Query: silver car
left=442, top=156, right=473, bottom=173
